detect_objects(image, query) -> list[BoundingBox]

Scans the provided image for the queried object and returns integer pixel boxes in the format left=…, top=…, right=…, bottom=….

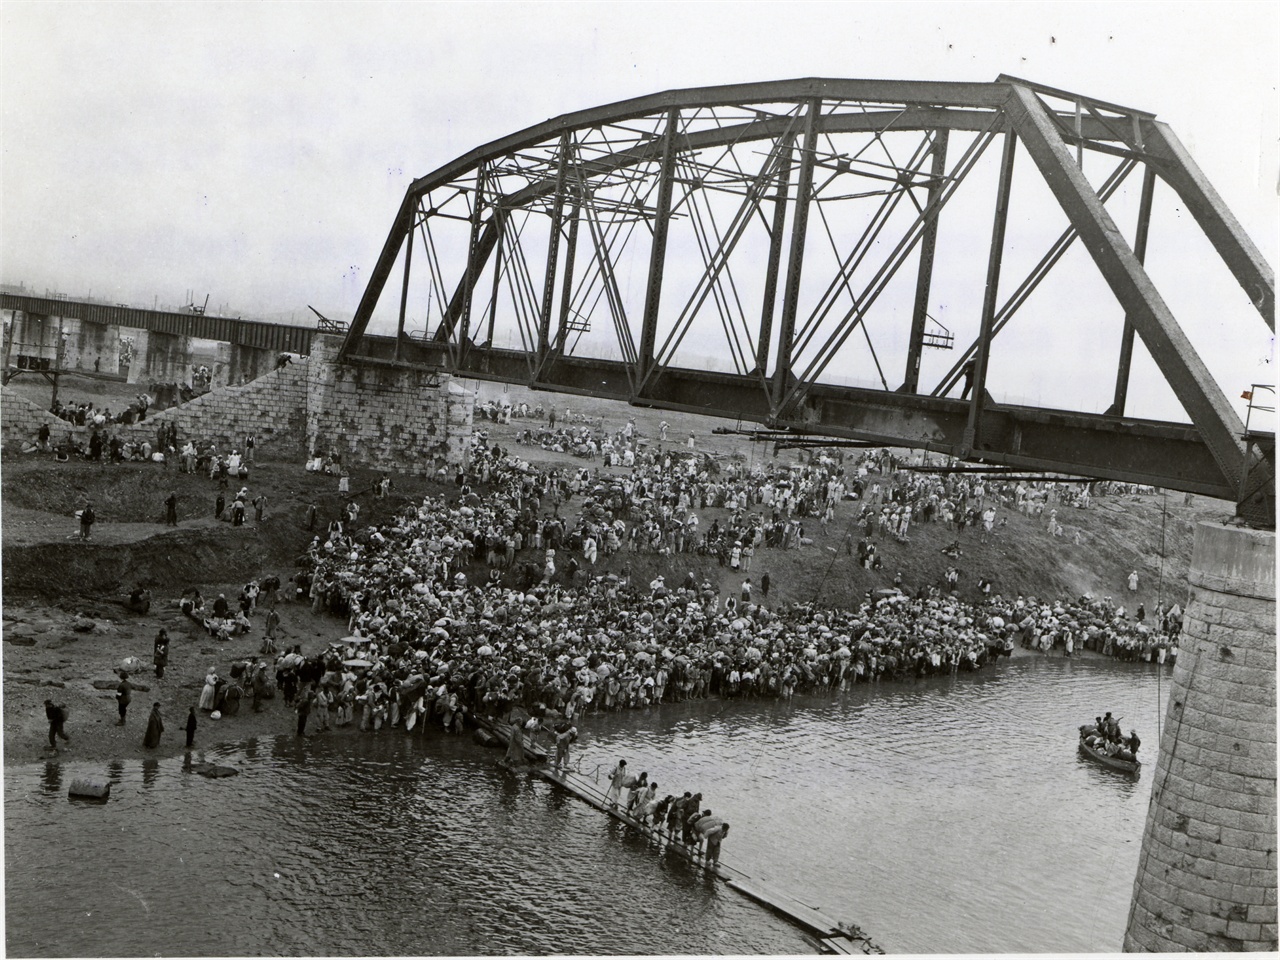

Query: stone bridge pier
left=127, top=330, right=192, bottom=385
left=1124, top=521, right=1276, bottom=952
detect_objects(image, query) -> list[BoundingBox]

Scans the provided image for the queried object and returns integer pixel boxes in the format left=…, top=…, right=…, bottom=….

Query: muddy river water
left=5, top=655, right=1167, bottom=955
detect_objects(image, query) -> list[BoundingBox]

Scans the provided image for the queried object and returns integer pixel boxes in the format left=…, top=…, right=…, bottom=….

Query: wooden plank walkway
left=475, top=717, right=882, bottom=954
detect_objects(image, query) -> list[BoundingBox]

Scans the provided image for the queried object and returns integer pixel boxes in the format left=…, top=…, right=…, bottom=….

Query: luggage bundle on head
left=694, top=816, right=725, bottom=838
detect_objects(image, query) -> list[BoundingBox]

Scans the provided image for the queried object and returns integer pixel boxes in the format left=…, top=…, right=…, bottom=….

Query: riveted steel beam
left=1109, top=165, right=1156, bottom=416
left=772, top=98, right=820, bottom=412
left=637, top=109, right=679, bottom=389
left=756, top=133, right=794, bottom=374
left=1141, top=120, right=1274, bottom=330
left=346, top=334, right=1242, bottom=500
left=901, top=129, right=949, bottom=392
left=963, top=123, right=1016, bottom=452
left=1003, top=82, right=1250, bottom=503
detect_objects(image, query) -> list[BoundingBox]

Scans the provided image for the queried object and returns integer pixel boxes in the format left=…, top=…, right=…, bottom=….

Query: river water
left=5, top=655, right=1167, bottom=956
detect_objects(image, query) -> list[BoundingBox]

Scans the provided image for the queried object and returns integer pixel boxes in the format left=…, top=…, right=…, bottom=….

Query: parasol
left=118, top=657, right=145, bottom=673
left=343, top=659, right=373, bottom=668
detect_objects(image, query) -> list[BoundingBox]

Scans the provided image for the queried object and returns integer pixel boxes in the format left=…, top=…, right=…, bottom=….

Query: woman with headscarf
left=198, top=668, right=218, bottom=711
left=143, top=703, right=164, bottom=748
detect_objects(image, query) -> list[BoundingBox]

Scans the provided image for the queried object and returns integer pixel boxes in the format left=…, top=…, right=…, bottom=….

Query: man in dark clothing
left=165, top=492, right=178, bottom=526
left=116, top=673, right=133, bottom=725
left=153, top=629, right=169, bottom=679
left=306, top=503, right=318, bottom=531
left=215, top=493, right=225, bottom=520
left=212, top=594, right=230, bottom=618
left=296, top=688, right=311, bottom=736
left=760, top=572, right=770, bottom=599
left=185, top=707, right=198, bottom=748
left=45, top=699, right=70, bottom=749
left=79, top=503, right=96, bottom=540
left=959, top=359, right=977, bottom=400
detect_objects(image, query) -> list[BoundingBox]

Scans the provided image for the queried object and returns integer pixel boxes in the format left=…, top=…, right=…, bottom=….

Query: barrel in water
left=68, top=778, right=111, bottom=800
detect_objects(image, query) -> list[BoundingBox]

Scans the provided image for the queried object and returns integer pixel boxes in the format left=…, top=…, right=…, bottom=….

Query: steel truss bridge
left=337, top=76, right=1274, bottom=526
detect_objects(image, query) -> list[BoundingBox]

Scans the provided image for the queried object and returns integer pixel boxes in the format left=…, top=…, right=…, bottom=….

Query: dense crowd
left=200, top=433, right=1181, bottom=743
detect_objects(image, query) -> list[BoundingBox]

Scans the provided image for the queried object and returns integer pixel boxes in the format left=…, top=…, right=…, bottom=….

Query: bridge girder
left=338, top=76, right=1275, bottom=526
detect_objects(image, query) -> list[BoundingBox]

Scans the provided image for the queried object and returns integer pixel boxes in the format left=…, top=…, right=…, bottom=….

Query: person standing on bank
left=143, top=703, right=164, bottom=748
left=45, top=699, right=70, bottom=750
left=153, top=628, right=169, bottom=680
left=295, top=687, right=312, bottom=736
left=185, top=707, right=198, bottom=748
left=165, top=491, right=178, bottom=526
left=79, top=502, right=95, bottom=540
left=115, top=672, right=132, bottom=725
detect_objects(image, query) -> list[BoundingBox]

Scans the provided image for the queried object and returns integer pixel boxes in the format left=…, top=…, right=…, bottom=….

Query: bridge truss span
left=339, top=76, right=1274, bottom=525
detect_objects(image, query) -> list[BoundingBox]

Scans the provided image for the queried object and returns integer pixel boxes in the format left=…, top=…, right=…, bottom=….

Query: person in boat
left=1127, top=730, right=1141, bottom=756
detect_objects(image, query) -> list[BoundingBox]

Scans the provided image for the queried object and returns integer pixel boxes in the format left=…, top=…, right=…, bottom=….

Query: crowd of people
left=49, top=393, right=153, bottom=428
left=173, top=431, right=1177, bottom=751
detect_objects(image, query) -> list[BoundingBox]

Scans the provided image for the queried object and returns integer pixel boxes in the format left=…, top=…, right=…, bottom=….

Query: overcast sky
left=2, top=1, right=1275, bottom=422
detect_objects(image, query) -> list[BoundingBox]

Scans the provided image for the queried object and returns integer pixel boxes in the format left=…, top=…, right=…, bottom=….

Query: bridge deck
left=0, top=294, right=315, bottom=354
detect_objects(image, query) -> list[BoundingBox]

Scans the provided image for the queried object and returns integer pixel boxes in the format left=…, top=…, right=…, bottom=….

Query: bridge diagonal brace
left=1141, top=119, right=1275, bottom=331
left=1003, top=82, right=1251, bottom=512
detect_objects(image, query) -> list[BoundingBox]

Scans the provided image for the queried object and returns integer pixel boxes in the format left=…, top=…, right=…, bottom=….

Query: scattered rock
left=4, top=636, right=37, bottom=646
left=43, top=680, right=66, bottom=688
left=68, top=778, right=111, bottom=800
left=10, top=677, right=42, bottom=685
left=6, top=623, right=39, bottom=637
left=191, top=763, right=239, bottom=779
left=58, top=634, right=80, bottom=643
left=71, top=617, right=98, bottom=633
left=91, top=680, right=120, bottom=690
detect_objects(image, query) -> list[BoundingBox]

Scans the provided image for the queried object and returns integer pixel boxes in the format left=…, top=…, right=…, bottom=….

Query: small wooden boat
left=1078, top=732, right=1141, bottom=776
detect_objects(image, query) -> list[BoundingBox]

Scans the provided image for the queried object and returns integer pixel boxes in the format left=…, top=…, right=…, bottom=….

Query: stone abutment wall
left=3, top=334, right=473, bottom=472
left=1124, top=521, right=1276, bottom=952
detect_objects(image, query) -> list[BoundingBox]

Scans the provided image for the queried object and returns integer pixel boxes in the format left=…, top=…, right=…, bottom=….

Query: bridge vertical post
left=485, top=209, right=505, bottom=347
left=963, top=122, right=1016, bottom=453
left=555, top=198, right=582, bottom=356
left=458, top=163, right=489, bottom=360
left=755, top=133, right=795, bottom=375
left=638, top=109, right=680, bottom=391
left=537, top=133, right=572, bottom=376
left=772, top=98, right=820, bottom=414
left=394, top=215, right=414, bottom=361
left=3, top=309, right=16, bottom=374
left=902, top=129, right=950, bottom=393
left=1110, top=165, right=1155, bottom=416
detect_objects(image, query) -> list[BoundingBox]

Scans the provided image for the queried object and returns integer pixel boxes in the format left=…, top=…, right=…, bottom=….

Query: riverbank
left=4, top=574, right=1130, bottom=767
left=4, top=375, right=1208, bottom=767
